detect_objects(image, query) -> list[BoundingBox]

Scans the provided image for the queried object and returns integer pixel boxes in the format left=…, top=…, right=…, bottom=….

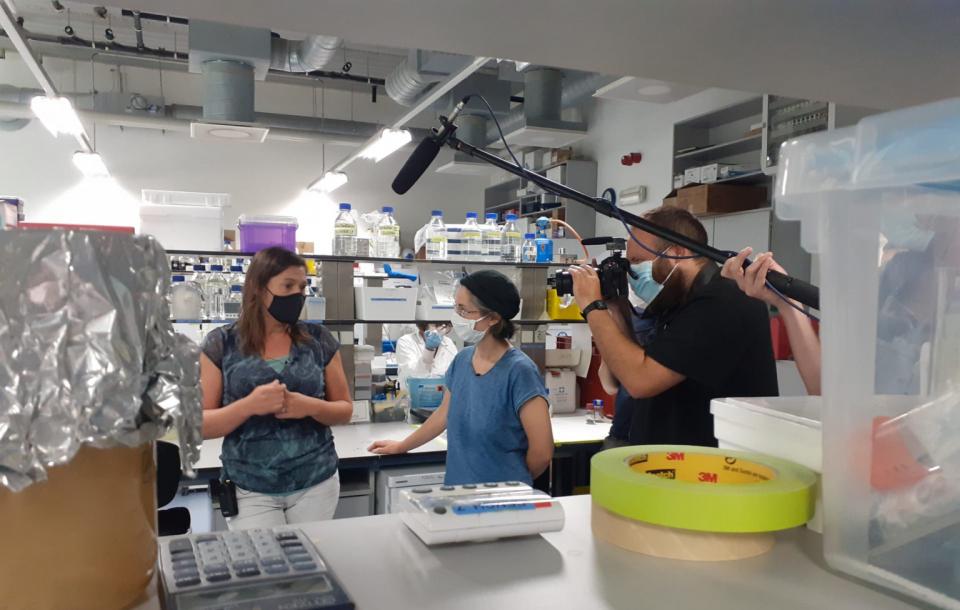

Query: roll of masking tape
left=591, top=445, right=816, bottom=534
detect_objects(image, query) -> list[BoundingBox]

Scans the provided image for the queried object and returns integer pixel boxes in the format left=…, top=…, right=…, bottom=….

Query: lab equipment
left=189, top=264, right=208, bottom=317
left=500, top=213, right=522, bottom=262
left=589, top=399, right=604, bottom=423
left=775, top=98, right=960, bottom=608
left=482, top=212, right=502, bottom=262
left=238, top=215, right=298, bottom=253
left=158, top=528, right=354, bottom=610
left=426, top=210, right=447, bottom=260
left=375, top=206, right=401, bottom=259
left=462, top=212, right=483, bottom=260
left=224, top=285, right=243, bottom=319
left=534, top=216, right=554, bottom=263
left=376, top=466, right=446, bottom=514
left=206, top=264, right=229, bottom=321
left=170, top=275, right=204, bottom=320
left=521, top=233, right=537, bottom=263
left=333, top=203, right=357, bottom=257
left=397, top=482, right=565, bottom=545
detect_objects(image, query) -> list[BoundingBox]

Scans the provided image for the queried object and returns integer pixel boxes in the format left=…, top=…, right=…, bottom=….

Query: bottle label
left=335, top=224, right=357, bottom=236
left=429, top=236, right=447, bottom=243
left=461, top=231, right=481, bottom=239
left=505, top=232, right=522, bottom=239
left=379, top=226, right=400, bottom=237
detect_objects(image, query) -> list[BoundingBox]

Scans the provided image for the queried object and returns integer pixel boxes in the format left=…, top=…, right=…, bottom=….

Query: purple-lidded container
left=238, top=215, right=298, bottom=253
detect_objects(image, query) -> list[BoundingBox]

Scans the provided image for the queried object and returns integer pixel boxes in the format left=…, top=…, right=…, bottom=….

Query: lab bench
left=141, top=494, right=921, bottom=610
left=184, top=411, right=609, bottom=520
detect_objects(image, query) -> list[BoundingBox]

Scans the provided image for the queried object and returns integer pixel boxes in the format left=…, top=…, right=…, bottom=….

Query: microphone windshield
left=391, top=136, right=441, bottom=195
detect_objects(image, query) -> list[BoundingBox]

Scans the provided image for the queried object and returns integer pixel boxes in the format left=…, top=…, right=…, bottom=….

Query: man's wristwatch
left=581, top=299, right=609, bottom=318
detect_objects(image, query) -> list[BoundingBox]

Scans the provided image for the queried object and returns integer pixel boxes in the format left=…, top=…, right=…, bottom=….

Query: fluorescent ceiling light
left=308, top=171, right=348, bottom=193
left=72, top=151, right=109, bottom=178
left=30, top=96, right=84, bottom=137
left=359, top=128, right=412, bottom=162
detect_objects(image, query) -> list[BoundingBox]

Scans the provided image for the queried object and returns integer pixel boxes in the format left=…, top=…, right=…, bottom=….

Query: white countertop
left=193, top=411, right=609, bottom=471
left=143, top=495, right=919, bottom=610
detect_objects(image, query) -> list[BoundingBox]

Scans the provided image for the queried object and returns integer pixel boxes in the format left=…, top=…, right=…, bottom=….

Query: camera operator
left=568, top=206, right=778, bottom=447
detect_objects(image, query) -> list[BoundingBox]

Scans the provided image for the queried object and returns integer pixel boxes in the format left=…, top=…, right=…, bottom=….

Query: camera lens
left=552, top=270, right=574, bottom=297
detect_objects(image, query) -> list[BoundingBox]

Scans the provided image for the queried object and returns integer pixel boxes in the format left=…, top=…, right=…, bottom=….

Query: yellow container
left=305, top=259, right=318, bottom=275
left=546, top=288, right=583, bottom=320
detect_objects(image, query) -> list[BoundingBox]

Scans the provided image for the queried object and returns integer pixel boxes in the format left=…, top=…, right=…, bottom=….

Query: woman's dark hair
left=237, top=247, right=308, bottom=355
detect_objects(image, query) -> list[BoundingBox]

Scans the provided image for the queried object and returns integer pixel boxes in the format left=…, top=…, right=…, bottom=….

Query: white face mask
left=450, top=310, right=489, bottom=344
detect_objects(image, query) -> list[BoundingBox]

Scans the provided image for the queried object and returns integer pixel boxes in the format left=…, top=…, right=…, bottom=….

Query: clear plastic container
left=333, top=203, right=357, bottom=257
left=375, top=206, right=401, bottom=259
left=238, top=215, right=298, bottom=253
left=228, top=265, right=245, bottom=288
left=462, top=212, right=482, bottom=261
left=501, top=213, right=522, bottom=262
left=482, top=213, right=502, bottom=262
left=775, top=98, right=960, bottom=609
left=521, top=233, right=537, bottom=263
left=169, top=275, right=203, bottom=320
left=426, top=210, right=447, bottom=261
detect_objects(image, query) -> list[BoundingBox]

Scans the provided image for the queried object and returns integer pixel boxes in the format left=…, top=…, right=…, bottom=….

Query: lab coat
left=395, top=331, right=458, bottom=390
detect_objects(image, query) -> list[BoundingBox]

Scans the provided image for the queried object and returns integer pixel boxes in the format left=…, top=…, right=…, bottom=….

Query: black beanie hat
left=459, top=270, right=521, bottom=321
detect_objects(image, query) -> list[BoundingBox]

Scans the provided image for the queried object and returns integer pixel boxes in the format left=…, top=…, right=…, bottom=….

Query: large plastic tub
left=238, top=215, right=298, bottom=253
left=775, top=98, right=960, bottom=609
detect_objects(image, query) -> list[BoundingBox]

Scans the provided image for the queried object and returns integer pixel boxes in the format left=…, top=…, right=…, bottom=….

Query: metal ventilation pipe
left=455, top=114, right=487, bottom=147
left=270, top=35, right=341, bottom=72
left=486, top=71, right=615, bottom=144
left=523, top=68, right=563, bottom=121
left=385, top=51, right=477, bottom=107
left=0, top=85, right=37, bottom=131
left=201, top=60, right=255, bottom=122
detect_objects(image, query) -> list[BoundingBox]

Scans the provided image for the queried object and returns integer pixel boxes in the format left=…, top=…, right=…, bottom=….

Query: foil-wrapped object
left=0, top=230, right=202, bottom=492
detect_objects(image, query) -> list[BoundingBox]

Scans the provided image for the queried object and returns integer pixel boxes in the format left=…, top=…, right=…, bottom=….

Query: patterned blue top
left=202, top=322, right=340, bottom=494
left=443, top=347, right=549, bottom=485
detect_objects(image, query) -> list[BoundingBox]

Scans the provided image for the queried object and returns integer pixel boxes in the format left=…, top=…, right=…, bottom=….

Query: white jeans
left=227, top=472, right=340, bottom=531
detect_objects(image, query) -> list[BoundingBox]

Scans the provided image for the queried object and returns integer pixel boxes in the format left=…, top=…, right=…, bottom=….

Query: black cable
left=600, top=187, right=700, bottom=261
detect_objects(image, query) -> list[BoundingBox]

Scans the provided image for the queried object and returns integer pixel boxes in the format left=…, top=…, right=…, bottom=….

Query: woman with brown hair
left=200, top=247, right=352, bottom=529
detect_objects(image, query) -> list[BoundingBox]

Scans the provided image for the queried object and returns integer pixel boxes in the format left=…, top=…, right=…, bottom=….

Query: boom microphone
left=391, top=136, right=442, bottom=195
left=391, top=96, right=470, bottom=195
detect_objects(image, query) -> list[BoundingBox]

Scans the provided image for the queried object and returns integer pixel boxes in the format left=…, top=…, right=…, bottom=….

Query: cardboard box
left=296, top=241, right=315, bottom=254
left=701, top=163, right=745, bottom=184
left=673, top=184, right=767, bottom=215
left=545, top=369, right=578, bottom=414
left=683, top=166, right=702, bottom=185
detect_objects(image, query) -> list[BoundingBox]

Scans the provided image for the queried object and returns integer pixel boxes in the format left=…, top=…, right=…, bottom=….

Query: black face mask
left=267, top=291, right=305, bottom=325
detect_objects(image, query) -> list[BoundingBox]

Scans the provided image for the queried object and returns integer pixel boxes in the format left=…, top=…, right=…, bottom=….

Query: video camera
left=548, top=238, right=635, bottom=300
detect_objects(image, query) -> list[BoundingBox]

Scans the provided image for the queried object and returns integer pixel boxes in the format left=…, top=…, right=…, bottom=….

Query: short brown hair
left=237, top=247, right=309, bottom=355
left=641, top=206, right=708, bottom=252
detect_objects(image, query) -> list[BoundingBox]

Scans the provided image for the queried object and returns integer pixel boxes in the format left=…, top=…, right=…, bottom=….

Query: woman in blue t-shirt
left=200, top=247, right=353, bottom=530
left=369, top=270, right=553, bottom=485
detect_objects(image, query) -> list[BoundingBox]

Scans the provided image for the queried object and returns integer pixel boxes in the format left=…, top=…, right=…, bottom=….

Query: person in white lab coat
left=395, top=322, right=458, bottom=390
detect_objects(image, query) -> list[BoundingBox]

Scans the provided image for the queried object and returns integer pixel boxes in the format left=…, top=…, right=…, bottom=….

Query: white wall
left=0, top=54, right=490, bottom=253
left=574, top=88, right=758, bottom=237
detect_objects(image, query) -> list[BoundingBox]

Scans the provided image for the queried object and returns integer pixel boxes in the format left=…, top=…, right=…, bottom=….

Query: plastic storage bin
left=238, top=215, right=298, bottom=253
left=546, top=288, right=583, bottom=320
left=354, top=286, right=417, bottom=320
left=775, top=98, right=960, bottom=609
left=712, top=397, right=824, bottom=531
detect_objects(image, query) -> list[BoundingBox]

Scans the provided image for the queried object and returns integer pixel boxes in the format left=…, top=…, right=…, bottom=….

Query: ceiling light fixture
left=359, top=128, right=412, bottom=162
left=308, top=171, right=348, bottom=194
left=72, top=151, right=110, bottom=178
left=30, top=95, right=85, bottom=137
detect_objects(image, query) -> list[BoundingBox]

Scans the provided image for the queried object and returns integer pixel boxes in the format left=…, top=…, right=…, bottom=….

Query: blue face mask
left=628, top=261, right=663, bottom=306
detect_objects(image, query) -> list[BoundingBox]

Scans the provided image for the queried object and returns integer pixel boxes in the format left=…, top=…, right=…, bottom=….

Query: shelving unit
left=482, top=160, right=597, bottom=244
left=673, top=134, right=762, bottom=161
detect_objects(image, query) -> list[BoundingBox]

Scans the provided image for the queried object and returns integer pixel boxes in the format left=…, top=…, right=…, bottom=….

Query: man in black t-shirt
left=569, top=206, right=778, bottom=447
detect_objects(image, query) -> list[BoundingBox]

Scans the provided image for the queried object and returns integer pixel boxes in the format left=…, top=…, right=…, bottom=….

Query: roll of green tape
left=591, top=445, right=817, bottom=533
